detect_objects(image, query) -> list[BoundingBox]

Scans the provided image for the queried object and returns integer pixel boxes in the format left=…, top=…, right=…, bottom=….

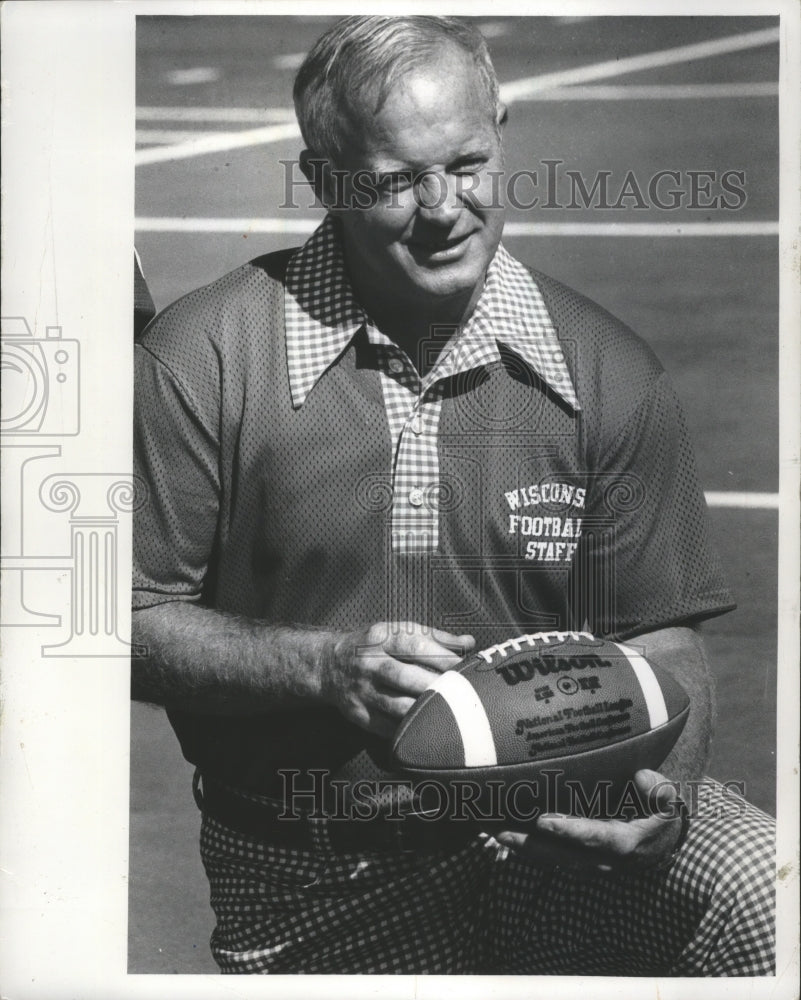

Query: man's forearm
left=131, top=601, right=333, bottom=714
left=131, top=604, right=471, bottom=734
left=626, top=625, right=716, bottom=785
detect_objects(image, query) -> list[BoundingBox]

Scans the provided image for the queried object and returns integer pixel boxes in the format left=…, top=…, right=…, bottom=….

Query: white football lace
left=477, top=630, right=594, bottom=663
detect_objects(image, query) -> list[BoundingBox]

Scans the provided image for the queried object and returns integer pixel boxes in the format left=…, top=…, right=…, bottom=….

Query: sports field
left=131, top=14, right=780, bottom=973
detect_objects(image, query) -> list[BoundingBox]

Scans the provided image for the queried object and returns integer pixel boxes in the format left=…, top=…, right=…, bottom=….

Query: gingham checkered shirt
left=285, top=214, right=579, bottom=553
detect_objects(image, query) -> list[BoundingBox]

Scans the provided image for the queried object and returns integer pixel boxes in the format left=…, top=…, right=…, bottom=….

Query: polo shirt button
left=408, top=487, right=424, bottom=507
left=411, top=415, right=423, bottom=435
left=389, top=358, right=404, bottom=374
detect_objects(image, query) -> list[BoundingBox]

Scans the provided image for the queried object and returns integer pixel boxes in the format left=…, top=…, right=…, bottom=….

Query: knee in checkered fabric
left=663, top=778, right=775, bottom=975
left=481, top=778, right=774, bottom=976
left=200, top=814, right=499, bottom=974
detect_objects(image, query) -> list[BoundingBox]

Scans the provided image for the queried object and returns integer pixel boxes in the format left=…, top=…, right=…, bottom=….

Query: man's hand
left=496, top=769, right=685, bottom=873
left=321, top=622, right=475, bottom=738
left=132, top=604, right=475, bottom=723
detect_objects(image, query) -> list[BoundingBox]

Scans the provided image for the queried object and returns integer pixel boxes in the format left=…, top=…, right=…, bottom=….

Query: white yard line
left=134, top=217, right=779, bottom=238
left=705, top=492, right=779, bottom=510
left=136, top=129, right=247, bottom=145
left=136, top=106, right=296, bottom=123
left=273, top=52, right=306, bottom=70
left=502, top=221, right=779, bottom=237
left=134, top=122, right=300, bottom=166
left=135, top=217, right=315, bottom=233
left=522, top=82, right=778, bottom=101
left=166, top=66, right=220, bottom=85
left=135, top=28, right=779, bottom=167
left=478, top=21, right=511, bottom=38
left=499, top=27, right=780, bottom=102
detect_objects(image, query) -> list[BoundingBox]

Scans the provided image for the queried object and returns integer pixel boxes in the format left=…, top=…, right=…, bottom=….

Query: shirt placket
left=371, top=340, right=450, bottom=555
left=391, top=378, right=447, bottom=554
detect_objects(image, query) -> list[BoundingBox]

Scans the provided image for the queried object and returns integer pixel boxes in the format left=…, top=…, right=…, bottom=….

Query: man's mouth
left=408, top=231, right=474, bottom=261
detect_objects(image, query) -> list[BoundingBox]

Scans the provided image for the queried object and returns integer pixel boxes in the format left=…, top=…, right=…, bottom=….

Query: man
left=133, top=15, right=774, bottom=975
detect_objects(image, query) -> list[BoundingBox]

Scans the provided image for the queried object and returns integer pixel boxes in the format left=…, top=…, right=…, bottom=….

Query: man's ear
left=496, top=103, right=509, bottom=129
left=299, top=149, right=337, bottom=209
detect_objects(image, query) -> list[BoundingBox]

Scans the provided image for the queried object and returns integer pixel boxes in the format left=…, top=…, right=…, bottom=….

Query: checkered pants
left=199, top=778, right=774, bottom=975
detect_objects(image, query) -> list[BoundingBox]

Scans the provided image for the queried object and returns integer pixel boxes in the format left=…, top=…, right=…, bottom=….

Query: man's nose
left=415, top=171, right=462, bottom=226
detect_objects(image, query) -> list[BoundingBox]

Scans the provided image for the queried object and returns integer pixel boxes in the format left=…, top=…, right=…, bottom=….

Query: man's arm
left=132, top=601, right=474, bottom=739
left=628, top=624, right=715, bottom=784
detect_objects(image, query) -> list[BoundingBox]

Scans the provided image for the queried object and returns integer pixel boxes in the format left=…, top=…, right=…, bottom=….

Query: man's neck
left=358, top=285, right=484, bottom=376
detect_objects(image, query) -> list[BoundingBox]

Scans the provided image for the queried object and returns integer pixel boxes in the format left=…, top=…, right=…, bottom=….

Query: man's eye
left=378, top=171, right=415, bottom=193
left=452, top=162, right=484, bottom=176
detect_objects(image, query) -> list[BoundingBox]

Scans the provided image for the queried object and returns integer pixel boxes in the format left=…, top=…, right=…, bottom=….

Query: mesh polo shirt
left=133, top=220, right=734, bottom=793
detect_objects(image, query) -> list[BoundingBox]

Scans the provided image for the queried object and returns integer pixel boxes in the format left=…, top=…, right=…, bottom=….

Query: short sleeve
left=569, top=370, right=735, bottom=639
left=133, top=341, right=221, bottom=610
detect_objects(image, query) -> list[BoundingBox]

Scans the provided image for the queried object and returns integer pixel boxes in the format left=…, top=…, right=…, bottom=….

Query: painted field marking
left=478, top=21, right=510, bottom=38
left=136, top=106, right=295, bottom=123
left=135, top=122, right=300, bottom=167
left=499, top=26, right=780, bottom=102
left=135, top=217, right=316, bottom=234
left=135, top=27, right=778, bottom=167
left=705, top=492, right=779, bottom=510
left=165, top=67, right=220, bottom=86
left=524, top=82, right=778, bottom=101
left=273, top=53, right=306, bottom=70
left=134, top=217, right=779, bottom=238
left=503, top=221, right=779, bottom=238
left=137, top=129, right=245, bottom=146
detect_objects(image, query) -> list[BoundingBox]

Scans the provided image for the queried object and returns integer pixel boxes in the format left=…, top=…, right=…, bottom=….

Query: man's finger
left=535, top=814, right=617, bottom=851
left=374, top=658, right=448, bottom=696
left=534, top=813, right=661, bottom=862
left=496, top=826, right=605, bottom=869
left=495, top=830, right=528, bottom=850
left=385, top=631, right=468, bottom=671
left=430, top=629, right=476, bottom=654
left=634, top=768, right=681, bottom=816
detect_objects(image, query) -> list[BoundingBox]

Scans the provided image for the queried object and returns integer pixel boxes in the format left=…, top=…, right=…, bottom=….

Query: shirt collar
left=284, top=214, right=366, bottom=409
left=284, top=214, right=579, bottom=411
left=453, top=244, right=580, bottom=410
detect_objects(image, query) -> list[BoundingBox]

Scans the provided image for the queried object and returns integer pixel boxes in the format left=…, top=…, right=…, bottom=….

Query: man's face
left=330, top=47, right=506, bottom=313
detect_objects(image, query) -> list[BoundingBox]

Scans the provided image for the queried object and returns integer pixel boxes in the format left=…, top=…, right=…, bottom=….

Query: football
left=391, top=630, right=690, bottom=820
